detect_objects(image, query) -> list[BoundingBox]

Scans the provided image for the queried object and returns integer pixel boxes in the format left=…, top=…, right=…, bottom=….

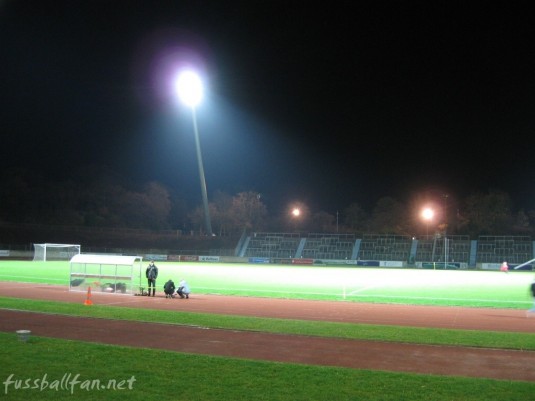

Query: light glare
left=422, top=207, right=434, bottom=221
left=175, top=70, right=203, bottom=107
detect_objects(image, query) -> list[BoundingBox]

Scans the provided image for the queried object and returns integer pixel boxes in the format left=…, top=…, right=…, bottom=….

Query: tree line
left=2, top=168, right=534, bottom=238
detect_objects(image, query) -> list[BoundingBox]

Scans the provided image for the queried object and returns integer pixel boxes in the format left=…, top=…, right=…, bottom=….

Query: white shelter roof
left=70, top=254, right=143, bottom=265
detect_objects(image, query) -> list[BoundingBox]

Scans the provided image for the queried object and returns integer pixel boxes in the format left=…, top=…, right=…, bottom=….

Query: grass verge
left=2, top=297, right=535, bottom=350
left=2, top=332, right=534, bottom=401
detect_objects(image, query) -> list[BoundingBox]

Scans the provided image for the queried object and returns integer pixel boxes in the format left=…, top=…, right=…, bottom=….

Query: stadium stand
left=244, top=232, right=301, bottom=259
left=301, top=233, right=356, bottom=260
left=415, top=235, right=471, bottom=264
left=358, top=234, right=412, bottom=261
left=2, top=222, right=534, bottom=267
left=476, top=236, right=532, bottom=264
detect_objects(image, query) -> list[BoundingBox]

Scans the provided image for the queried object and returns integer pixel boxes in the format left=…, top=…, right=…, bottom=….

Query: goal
left=33, top=243, right=81, bottom=261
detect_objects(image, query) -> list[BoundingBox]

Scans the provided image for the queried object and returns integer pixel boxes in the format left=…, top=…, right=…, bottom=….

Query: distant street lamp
left=443, top=194, right=449, bottom=269
left=289, top=207, right=301, bottom=232
left=421, top=207, right=434, bottom=237
left=175, top=70, right=212, bottom=236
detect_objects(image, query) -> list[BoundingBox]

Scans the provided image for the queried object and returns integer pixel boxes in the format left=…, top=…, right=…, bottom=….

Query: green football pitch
left=0, top=260, right=533, bottom=308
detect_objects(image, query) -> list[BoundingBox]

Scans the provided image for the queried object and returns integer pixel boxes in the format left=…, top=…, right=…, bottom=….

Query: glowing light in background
left=174, top=70, right=204, bottom=107
left=421, top=207, right=434, bottom=236
left=421, top=207, right=434, bottom=221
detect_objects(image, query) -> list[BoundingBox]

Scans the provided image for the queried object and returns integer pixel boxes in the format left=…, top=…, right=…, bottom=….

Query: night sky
left=2, top=1, right=535, bottom=215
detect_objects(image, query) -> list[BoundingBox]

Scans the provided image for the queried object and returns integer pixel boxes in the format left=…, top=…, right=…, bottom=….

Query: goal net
left=33, top=243, right=81, bottom=261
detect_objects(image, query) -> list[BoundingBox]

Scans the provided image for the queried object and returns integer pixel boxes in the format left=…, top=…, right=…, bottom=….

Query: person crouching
left=176, top=279, right=190, bottom=299
left=163, top=279, right=176, bottom=298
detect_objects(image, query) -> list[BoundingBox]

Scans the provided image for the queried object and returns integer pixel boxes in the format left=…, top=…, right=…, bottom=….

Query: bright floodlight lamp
left=175, top=70, right=203, bottom=107
left=175, top=70, right=212, bottom=236
left=421, top=208, right=434, bottom=221
left=421, top=207, right=434, bottom=237
left=292, top=208, right=301, bottom=217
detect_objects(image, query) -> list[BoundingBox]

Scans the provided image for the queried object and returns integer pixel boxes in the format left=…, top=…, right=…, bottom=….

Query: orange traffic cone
left=84, top=286, right=93, bottom=305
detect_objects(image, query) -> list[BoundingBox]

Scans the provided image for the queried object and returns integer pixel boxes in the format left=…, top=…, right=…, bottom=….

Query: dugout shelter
left=69, top=254, right=143, bottom=295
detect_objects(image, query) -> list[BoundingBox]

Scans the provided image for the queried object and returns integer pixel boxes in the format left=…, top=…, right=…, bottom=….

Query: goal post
left=33, top=243, right=81, bottom=262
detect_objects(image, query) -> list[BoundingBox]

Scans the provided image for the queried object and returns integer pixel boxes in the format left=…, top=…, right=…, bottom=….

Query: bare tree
left=343, top=202, right=369, bottom=232
left=463, top=190, right=514, bottom=235
left=370, top=197, right=408, bottom=235
left=231, top=191, right=267, bottom=232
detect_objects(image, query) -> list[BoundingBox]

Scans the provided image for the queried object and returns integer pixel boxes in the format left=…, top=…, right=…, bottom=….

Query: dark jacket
left=163, top=280, right=175, bottom=294
left=146, top=263, right=158, bottom=280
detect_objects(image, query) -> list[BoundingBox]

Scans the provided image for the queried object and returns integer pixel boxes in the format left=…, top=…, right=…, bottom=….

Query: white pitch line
left=348, top=285, right=379, bottom=295
left=344, top=293, right=532, bottom=304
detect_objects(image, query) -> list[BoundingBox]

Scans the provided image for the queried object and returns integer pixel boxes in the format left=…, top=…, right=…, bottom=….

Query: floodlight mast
left=443, top=194, right=449, bottom=269
left=175, top=70, right=213, bottom=236
left=191, top=106, right=213, bottom=236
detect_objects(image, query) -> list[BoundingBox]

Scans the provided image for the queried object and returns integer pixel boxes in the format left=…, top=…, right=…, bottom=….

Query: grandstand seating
left=3, top=221, right=534, bottom=266
left=358, top=234, right=412, bottom=261
left=415, top=235, right=471, bottom=264
left=243, top=233, right=533, bottom=266
left=244, top=232, right=301, bottom=259
left=301, top=233, right=355, bottom=260
left=476, top=236, right=532, bottom=264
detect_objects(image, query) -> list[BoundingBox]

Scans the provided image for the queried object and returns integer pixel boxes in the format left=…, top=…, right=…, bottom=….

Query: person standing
left=177, top=279, right=190, bottom=299
left=528, top=278, right=535, bottom=317
left=500, top=261, right=509, bottom=273
left=145, top=260, right=158, bottom=297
